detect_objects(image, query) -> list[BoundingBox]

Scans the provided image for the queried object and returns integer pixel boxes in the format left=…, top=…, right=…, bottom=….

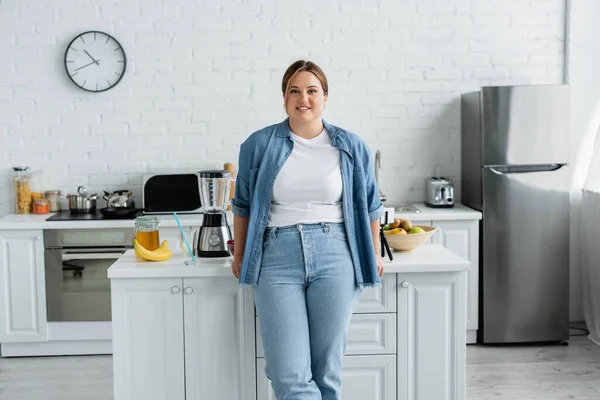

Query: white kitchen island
left=108, top=244, right=469, bottom=400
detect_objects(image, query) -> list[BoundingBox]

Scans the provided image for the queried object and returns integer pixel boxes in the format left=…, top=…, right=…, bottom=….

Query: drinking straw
left=173, top=212, right=195, bottom=262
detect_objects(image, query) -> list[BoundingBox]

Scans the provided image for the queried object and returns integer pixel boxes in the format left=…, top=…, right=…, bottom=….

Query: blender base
left=195, top=213, right=232, bottom=257
left=196, top=249, right=232, bottom=258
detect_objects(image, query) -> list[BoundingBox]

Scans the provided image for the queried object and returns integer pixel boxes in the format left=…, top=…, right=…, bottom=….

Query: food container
left=134, top=216, right=160, bottom=251
left=31, top=191, right=44, bottom=205
left=44, top=190, right=62, bottom=212
left=33, top=199, right=49, bottom=214
left=11, top=166, right=32, bottom=214
left=67, top=186, right=98, bottom=213
left=383, top=225, right=438, bottom=252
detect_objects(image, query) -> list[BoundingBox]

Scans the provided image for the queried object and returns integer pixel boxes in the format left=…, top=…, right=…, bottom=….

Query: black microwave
left=142, top=173, right=202, bottom=214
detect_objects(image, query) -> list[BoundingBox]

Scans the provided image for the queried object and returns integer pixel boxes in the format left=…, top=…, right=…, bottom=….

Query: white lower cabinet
left=0, top=230, right=47, bottom=342
left=183, top=278, right=255, bottom=400
left=256, top=355, right=396, bottom=400
left=111, top=278, right=185, bottom=400
left=354, top=274, right=397, bottom=313
left=397, top=272, right=467, bottom=400
left=431, top=220, right=479, bottom=343
left=341, top=355, right=397, bottom=400
left=256, top=271, right=467, bottom=400
left=111, top=277, right=255, bottom=400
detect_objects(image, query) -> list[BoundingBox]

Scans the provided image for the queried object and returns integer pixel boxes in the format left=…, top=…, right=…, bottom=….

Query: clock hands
left=74, top=60, right=100, bottom=71
left=84, top=50, right=99, bottom=65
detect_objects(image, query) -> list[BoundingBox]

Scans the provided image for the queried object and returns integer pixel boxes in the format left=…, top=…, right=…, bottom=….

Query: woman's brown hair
left=281, top=60, right=329, bottom=96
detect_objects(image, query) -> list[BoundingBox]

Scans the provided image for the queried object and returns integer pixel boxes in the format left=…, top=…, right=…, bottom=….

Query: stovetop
left=46, top=210, right=136, bottom=221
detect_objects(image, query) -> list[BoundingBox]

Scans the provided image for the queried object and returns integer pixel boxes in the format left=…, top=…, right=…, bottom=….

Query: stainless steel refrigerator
left=461, top=84, right=570, bottom=344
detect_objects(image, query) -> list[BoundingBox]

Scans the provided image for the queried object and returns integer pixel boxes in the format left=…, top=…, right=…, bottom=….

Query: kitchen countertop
left=107, top=244, right=470, bottom=279
left=0, top=212, right=223, bottom=230
left=0, top=203, right=480, bottom=230
left=388, top=203, right=481, bottom=220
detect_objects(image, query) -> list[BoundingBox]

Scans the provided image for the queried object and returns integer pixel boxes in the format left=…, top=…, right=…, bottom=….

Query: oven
left=44, top=228, right=133, bottom=322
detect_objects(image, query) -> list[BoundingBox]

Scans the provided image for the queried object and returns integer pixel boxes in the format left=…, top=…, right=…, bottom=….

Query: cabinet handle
left=400, top=281, right=409, bottom=288
left=35, top=235, right=42, bottom=240
left=184, top=287, right=193, bottom=295
left=171, top=286, right=181, bottom=294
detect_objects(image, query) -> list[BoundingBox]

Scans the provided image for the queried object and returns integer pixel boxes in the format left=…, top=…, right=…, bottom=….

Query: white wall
left=0, top=0, right=566, bottom=216
left=566, top=0, right=600, bottom=322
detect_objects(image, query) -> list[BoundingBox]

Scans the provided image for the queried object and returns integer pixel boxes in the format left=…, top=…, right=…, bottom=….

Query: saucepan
left=67, top=186, right=98, bottom=213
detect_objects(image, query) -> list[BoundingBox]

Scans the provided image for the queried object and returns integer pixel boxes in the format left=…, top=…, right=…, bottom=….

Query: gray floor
left=467, top=335, right=600, bottom=399
left=1, top=336, right=599, bottom=399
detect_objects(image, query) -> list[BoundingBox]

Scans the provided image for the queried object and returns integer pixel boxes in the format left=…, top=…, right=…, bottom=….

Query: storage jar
left=11, top=166, right=32, bottom=214
left=44, top=190, right=62, bottom=212
left=33, top=199, right=49, bottom=214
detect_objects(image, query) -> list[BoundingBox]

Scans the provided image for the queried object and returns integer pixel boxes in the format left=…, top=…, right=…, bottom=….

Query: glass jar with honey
left=134, top=216, right=160, bottom=251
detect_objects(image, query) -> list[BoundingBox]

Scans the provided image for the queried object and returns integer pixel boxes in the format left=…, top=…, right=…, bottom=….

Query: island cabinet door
left=0, top=230, right=47, bottom=342
left=111, top=278, right=185, bottom=400
left=430, top=219, right=479, bottom=335
left=183, top=277, right=256, bottom=400
left=397, top=272, right=467, bottom=400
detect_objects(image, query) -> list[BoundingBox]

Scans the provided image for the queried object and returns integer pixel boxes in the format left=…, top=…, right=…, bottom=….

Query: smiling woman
left=281, top=61, right=329, bottom=137
left=230, top=60, right=385, bottom=400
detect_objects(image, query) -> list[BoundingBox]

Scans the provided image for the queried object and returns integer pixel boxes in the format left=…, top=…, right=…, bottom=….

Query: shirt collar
left=275, top=117, right=351, bottom=157
left=276, top=118, right=340, bottom=140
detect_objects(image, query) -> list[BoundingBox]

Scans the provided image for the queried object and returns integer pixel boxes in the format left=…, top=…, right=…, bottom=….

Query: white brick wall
left=0, top=0, right=566, bottom=216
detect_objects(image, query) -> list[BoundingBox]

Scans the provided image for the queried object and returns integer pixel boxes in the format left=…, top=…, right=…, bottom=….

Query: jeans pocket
left=263, top=229, right=277, bottom=251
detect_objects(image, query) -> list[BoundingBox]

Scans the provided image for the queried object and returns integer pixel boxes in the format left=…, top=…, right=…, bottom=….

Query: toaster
left=425, top=177, right=454, bottom=208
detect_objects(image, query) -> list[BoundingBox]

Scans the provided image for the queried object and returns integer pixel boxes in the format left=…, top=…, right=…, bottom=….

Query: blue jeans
left=254, top=222, right=363, bottom=400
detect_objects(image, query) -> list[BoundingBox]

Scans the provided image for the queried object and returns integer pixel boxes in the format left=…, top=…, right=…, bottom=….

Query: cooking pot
left=103, top=189, right=135, bottom=208
left=67, top=186, right=98, bottom=213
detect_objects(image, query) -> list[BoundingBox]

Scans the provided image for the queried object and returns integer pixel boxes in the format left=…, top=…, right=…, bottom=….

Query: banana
left=155, top=240, right=169, bottom=253
left=133, top=239, right=172, bottom=262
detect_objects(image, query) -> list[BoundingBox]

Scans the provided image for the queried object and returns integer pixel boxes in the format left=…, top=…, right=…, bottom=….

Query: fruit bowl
left=383, top=225, right=437, bottom=252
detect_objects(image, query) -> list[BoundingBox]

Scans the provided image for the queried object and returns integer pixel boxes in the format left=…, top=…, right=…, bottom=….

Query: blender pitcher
left=195, top=170, right=235, bottom=257
left=199, top=170, right=233, bottom=213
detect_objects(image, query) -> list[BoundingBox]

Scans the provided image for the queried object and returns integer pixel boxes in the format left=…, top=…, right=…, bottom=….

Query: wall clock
left=64, top=31, right=126, bottom=92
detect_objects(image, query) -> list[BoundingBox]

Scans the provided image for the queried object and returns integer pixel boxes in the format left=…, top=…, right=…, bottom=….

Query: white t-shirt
left=268, top=128, right=344, bottom=227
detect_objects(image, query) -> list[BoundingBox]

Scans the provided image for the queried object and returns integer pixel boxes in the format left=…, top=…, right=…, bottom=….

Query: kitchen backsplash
left=0, top=0, right=566, bottom=217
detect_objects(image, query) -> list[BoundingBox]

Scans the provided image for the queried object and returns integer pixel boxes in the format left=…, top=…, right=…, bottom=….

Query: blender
left=195, top=170, right=234, bottom=257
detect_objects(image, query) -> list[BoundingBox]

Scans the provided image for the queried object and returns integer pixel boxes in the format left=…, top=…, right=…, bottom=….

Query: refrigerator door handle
left=488, top=167, right=505, bottom=176
left=487, top=163, right=567, bottom=175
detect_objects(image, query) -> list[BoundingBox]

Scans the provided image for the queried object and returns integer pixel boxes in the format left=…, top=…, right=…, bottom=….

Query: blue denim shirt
left=232, top=118, right=384, bottom=288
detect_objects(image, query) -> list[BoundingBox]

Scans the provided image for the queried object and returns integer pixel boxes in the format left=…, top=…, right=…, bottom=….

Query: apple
left=409, top=226, right=425, bottom=234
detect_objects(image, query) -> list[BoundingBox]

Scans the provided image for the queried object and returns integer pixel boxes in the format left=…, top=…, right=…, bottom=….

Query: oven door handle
left=62, top=252, right=125, bottom=261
